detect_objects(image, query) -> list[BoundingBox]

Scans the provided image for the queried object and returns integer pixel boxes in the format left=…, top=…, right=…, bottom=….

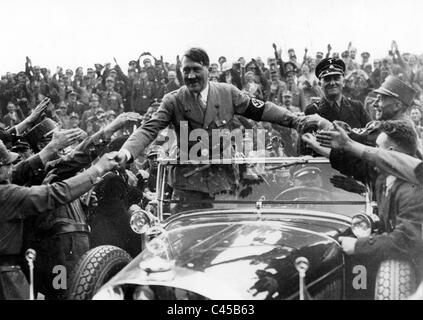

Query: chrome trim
left=158, top=156, right=330, bottom=165
left=166, top=208, right=353, bottom=226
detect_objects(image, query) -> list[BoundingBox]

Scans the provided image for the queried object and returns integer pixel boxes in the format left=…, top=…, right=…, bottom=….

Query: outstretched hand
left=297, top=114, right=333, bottom=133
left=302, top=133, right=331, bottom=157
left=103, top=112, right=142, bottom=138
left=48, top=128, right=85, bottom=151
left=316, top=121, right=352, bottom=150
left=94, top=151, right=120, bottom=175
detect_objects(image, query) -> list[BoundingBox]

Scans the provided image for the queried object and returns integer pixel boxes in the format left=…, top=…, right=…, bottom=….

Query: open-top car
left=67, top=157, right=418, bottom=300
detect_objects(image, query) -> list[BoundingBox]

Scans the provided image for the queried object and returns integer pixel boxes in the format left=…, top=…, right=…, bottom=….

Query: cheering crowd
left=1, top=40, right=423, bottom=300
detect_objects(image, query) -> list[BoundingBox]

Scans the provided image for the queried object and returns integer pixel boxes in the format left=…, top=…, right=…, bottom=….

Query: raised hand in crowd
left=326, top=44, right=332, bottom=58
left=49, top=128, right=86, bottom=151
left=14, top=97, right=50, bottom=135
left=103, top=112, right=143, bottom=139
left=38, top=128, right=86, bottom=165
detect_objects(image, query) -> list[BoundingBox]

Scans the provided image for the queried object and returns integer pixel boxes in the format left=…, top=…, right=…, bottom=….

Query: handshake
left=295, top=113, right=333, bottom=135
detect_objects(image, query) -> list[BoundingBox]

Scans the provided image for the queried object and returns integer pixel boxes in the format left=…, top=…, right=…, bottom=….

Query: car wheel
left=67, top=245, right=131, bottom=300
left=374, top=259, right=417, bottom=300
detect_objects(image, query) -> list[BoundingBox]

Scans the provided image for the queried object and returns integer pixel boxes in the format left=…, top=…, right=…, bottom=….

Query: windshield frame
left=155, top=156, right=369, bottom=220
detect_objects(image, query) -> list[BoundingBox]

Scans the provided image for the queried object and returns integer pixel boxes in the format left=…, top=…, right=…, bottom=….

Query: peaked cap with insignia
left=315, top=58, right=345, bottom=79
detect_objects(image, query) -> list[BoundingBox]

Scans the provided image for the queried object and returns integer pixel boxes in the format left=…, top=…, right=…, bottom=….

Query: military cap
left=315, top=57, right=346, bottom=79
left=128, top=60, right=137, bottom=66
left=147, top=145, right=161, bottom=158
left=0, top=140, right=19, bottom=166
left=143, top=58, right=151, bottom=64
left=361, top=52, right=370, bottom=58
left=69, top=112, right=79, bottom=119
left=293, top=166, right=322, bottom=180
left=69, top=90, right=78, bottom=96
left=87, top=68, right=95, bottom=73
left=284, top=61, right=298, bottom=73
left=374, top=75, right=417, bottom=106
left=316, top=52, right=324, bottom=58
left=109, top=68, right=117, bottom=74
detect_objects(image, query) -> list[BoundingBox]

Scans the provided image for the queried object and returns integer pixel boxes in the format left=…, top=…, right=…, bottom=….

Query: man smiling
left=305, top=58, right=370, bottom=129
left=115, top=47, right=332, bottom=213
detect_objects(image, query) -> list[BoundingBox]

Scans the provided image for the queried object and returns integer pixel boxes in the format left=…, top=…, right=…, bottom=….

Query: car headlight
left=129, top=205, right=151, bottom=234
left=92, top=286, right=124, bottom=300
left=351, top=213, right=380, bottom=238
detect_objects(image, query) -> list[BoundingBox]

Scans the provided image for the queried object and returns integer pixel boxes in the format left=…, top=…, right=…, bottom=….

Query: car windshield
left=156, top=157, right=367, bottom=218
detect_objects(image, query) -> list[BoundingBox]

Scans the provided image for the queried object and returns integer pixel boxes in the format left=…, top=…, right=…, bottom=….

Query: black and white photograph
left=1, top=0, right=423, bottom=306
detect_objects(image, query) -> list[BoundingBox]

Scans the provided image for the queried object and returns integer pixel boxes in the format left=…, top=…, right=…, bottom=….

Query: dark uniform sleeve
left=44, top=130, right=111, bottom=183
left=329, top=149, right=374, bottom=185
left=11, top=154, right=45, bottom=186
left=361, top=147, right=423, bottom=185
left=13, top=166, right=102, bottom=220
left=355, top=100, right=371, bottom=128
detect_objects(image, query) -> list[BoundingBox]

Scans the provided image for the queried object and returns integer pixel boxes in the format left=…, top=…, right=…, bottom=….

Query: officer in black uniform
left=305, top=57, right=371, bottom=129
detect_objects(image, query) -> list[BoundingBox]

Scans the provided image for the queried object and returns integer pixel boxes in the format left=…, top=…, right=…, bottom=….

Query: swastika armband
left=243, top=98, right=265, bottom=121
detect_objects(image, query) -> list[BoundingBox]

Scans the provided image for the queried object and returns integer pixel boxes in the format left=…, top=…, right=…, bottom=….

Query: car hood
left=99, top=210, right=349, bottom=300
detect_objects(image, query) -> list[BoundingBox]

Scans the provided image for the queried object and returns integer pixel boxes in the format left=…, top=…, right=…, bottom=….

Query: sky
left=1, top=0, right=422, bottom=74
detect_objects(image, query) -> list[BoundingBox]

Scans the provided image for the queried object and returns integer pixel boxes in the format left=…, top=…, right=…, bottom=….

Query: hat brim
left=319, top=70, right=343, bottom=79
left=373, top=87, right=399, bottom=98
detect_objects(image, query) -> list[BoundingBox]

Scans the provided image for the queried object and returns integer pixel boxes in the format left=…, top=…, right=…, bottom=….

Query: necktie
left=197, top=93, right=206, bottom=111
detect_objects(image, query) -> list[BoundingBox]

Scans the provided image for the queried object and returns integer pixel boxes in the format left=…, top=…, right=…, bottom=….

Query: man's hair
left=380, top=120, right=418, bottom=155
left=184, top=48, right=210, bottom=67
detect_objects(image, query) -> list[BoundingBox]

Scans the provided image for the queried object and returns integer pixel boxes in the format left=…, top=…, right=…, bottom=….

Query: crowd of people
left=1, top=41, right=423, bottom=300
left=1, top=41, right=423, bottom=151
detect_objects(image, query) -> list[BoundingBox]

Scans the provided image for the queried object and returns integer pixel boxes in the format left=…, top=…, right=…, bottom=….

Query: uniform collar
left=324, top=95, right=343, bottom=108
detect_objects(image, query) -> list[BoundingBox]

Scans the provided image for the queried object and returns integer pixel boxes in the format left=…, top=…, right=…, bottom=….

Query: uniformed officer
left=130, top=68, right=154, bottom=115
left=0, top=141, right=119, bottom=299
left=350, top=75, right=419, bottom=149
left=305, top=57, right=371, bottom=129
left=99, top=77, right=124, bottom=114
left=115, top=47, right=333, bottom=213
left=305, top=120, right=423, bottom=297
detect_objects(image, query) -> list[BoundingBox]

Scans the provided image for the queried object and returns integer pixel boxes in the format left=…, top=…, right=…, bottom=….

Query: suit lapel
left=203, top=83, right=218, bottom=129
left=182, top=87, right=204, bottom=125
